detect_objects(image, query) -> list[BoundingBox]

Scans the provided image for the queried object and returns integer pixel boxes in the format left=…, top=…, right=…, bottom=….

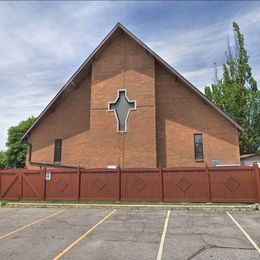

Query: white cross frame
left=108, top=89, right=137, bottom=133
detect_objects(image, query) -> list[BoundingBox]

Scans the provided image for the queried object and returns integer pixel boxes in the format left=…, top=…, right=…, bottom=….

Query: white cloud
left=182, top=66, right=222, bottom=91
left=147, top=5, right=260, bottom=91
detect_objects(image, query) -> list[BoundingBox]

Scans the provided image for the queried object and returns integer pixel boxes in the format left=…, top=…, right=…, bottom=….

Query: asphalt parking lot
left=0, top=207, right=259, bottom=260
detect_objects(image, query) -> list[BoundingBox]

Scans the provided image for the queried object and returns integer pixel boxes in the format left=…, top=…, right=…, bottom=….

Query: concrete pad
left=0, top=208, right=110, bottom=260
left=162, top=211, right=259, bottom=259
left=63, top=210, right=167, bottom=260
left=3, top=201, right=257, bottom=211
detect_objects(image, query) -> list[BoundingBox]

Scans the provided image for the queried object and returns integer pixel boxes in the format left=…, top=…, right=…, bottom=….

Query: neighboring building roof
left=22, top=23, right=244, bottom=140
left=240, top=154, right=258, bottom=159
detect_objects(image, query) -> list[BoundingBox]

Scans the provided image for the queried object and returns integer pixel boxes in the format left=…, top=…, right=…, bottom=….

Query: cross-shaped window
left=108, top=89, right=136, bottom=132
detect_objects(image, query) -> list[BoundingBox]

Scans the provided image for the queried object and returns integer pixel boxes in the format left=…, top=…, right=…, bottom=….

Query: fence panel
left=209, top=166, right=257, bottom=202
left=121, top=169, right=161, bottom=201
left=163, top=168, right=208, bottom=202
left=80, top=169, right=118, bottom=200
left=0, top=170, right=20, bottom=200
left=45, top=169, right=78, bottom=200
left=22, top=170, right=43, bottom=200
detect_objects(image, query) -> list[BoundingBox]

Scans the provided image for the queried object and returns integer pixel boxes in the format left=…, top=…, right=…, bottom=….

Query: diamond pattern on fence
left=224, top=176, right=240, bottom=193
left=133, top=178, right=146, bottom=192
left=92, top=178, right=105, bottom=192
left=177, top=177, right=192, bottom=192
left=55, top=178, right=68, bottom=192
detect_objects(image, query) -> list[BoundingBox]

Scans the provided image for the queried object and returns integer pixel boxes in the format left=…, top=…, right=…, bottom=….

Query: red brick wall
left=27, top=32, right=157, bottom=168
left=155, top=63, right=240, bottom=167
left=26, top=32, right=240, bottom=169
left=88, top=32, right=156, bottom=168
left=27, top=76, right=91, bottom=168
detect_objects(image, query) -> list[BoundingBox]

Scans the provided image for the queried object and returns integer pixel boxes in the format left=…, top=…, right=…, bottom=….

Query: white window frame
left=108, top=89, right=136, bottom=133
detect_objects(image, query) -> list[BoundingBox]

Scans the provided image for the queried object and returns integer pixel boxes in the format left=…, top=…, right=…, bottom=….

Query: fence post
left=41, top=167, right=46, bottom=201
left=77, top=166, right=81, bottom=201
left=117, top=166, right=121, bottom=201
left=18, top=171, right=23, bottom=200
left=253, top=163, right=260, bottom=204
left=159, top=165, right=164, bottom=202
left=205, top=163, right=211, bottom=202
left=0, top=170, right=2, bottom=198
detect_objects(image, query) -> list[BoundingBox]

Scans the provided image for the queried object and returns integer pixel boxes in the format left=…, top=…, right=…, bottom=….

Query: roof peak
left=22, top=23, right=244, bottom=140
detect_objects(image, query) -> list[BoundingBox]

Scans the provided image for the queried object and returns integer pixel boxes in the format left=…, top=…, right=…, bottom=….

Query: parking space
left=0, top=208, right=110, bottom=259
left=0, top=208, right=59, bottom=235
left=61, top=210, right=166, bottom=260
left=231, top=211, right=260, bottom=248
left=163, top=211, right=259, bottom=259
left=0, top=207, right=259, bottom=260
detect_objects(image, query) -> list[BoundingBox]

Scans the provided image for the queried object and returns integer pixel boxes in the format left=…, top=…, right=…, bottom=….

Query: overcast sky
left=0, top=1, right=260, bottom=150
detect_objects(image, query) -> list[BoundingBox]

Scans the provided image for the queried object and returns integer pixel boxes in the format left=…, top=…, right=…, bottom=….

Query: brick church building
left=22, top=23, right=243, bottom=169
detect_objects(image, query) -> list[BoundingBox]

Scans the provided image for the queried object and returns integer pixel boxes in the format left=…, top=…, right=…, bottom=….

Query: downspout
left=24, top=139, right=81, bottom=169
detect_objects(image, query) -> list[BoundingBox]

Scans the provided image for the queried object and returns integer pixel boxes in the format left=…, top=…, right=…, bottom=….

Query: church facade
left=23, top=23, right=243, bottom=169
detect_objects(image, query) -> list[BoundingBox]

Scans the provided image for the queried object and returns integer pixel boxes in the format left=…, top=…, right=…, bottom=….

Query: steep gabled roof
left=22, top=22, right=244, bottom=140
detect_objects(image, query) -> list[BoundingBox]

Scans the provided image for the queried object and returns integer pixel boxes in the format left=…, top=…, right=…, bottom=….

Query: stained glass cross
left=108, top=90, right=136, bottom=132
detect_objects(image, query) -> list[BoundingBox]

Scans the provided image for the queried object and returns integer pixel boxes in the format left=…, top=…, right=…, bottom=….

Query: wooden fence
left=0, top=165, right=259, bottom=203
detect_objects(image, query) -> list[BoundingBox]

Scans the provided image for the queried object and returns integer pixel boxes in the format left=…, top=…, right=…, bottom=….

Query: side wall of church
left=155, top=63, right=241, bottom=167
left=26, top=76, right=91, bottom=168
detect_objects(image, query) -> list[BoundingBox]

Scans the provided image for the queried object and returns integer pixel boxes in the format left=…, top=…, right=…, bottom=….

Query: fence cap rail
left=0, top=169, right=42, bottom=174
left=163, top=167, right=206, bottom=171
left=122, top=168, right=159, bottom=173
left=0, top=165, right=256, bottom=174
left=208, top=166, right=254, bottom=170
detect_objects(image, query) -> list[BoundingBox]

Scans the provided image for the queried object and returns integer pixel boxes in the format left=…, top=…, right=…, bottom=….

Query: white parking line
left=157, top=210, right=171, bottom=260
left=227, top=211, right=260, bottom=255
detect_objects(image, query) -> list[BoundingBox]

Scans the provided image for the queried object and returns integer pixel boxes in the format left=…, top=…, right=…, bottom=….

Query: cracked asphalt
left=0, top=208, right=259, bottom=259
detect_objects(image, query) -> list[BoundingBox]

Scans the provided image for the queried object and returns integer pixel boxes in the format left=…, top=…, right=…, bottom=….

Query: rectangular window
left=54, top=139, right=62, bottom=163
left=194, top=134, right=204, bottom=161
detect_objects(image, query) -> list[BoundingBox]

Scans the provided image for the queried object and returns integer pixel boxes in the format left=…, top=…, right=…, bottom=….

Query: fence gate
left=0, top=170, right=43, bottom=200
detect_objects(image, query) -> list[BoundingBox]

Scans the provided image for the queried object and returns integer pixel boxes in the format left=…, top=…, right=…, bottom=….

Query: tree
left=4, top=116, right=36, bottom=168
left=0, top=151, right=7, bottom=169
left=205, top=22, right=260, bottom=155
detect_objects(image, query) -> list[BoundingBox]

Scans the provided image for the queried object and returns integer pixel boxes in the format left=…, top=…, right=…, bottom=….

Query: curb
left=1, top=202, right=259, bottom=211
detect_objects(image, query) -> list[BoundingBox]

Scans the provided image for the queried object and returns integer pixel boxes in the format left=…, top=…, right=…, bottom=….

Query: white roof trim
left=22, top=22, right=244, bottom=140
